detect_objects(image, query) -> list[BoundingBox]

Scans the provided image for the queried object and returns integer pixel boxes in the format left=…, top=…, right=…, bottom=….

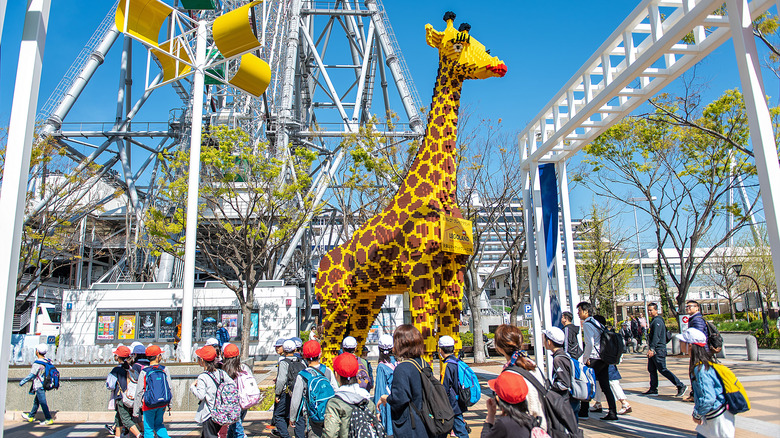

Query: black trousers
left=201, top=418, right=221, bottom=438
left=590, top=359, right=616, bottom=414
left=648, top=353, right=683, bottom=391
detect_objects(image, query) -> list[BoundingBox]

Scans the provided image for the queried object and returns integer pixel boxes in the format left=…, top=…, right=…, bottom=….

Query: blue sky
left=1, top=0, right=775, bottom=246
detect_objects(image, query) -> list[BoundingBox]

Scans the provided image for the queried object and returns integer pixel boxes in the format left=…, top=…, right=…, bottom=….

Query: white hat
left=342, top=336, right=357, bottom=349
left=542, top=327, right=565, bottom=345
left=438, top=335, right=455, bottom=348
left=283, top=340, right=296, bottom=352
left=129, top=341, right=143, bottom=350
left=378, top=334, right=394, bottom=350
left=205, top=337, right=219, bottom=346
left=675, top=328, right=707, bottom=346
left=35, top=344, right=48, bottom=354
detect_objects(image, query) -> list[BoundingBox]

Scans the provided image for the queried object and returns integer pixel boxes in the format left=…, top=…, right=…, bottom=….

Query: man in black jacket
left=644, top=303, right=687, bottom=397
left=561, top=311, right=582, bottom=359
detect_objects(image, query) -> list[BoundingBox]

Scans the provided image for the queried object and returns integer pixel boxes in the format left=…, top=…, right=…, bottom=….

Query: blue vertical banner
left=539, top=163, right=562, bottom=328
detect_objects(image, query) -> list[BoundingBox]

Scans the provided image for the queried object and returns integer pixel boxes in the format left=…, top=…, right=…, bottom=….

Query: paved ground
left=5, top=337, right=779, bottom=437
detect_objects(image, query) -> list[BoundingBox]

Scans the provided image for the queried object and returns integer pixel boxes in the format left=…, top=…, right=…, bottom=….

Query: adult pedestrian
left=620, top=322, right=636, bottom=353
left=494, top=324, right=547, bottom=430
left=19, top=344, right=54, bottom=425
left=482, top=371, right=534, bottom=438
left=322, top=353, right=377, bottom=438
left=216, top=323, right=230, bottom=347
left=676, top=328, right=735, bottom=438
left=644, top=303, right=687, bottom=398
left=561, top=311, right=582, bottom=360
left=577, top=301, right=618, bottom=421
left=685, top=301, right=708, bottom=339
left=374, top=334, right=396, bottom=437
left=589, top=315, right=631, bottom=416
left=377, top=324, right=429, bottom=438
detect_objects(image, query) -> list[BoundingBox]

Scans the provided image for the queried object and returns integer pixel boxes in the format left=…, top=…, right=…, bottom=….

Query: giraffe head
left=425, top=11, right=507, bottom=80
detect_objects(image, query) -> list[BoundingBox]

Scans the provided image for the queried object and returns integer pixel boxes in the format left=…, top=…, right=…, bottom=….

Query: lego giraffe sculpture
left=315, top=12, right=507, bottom=363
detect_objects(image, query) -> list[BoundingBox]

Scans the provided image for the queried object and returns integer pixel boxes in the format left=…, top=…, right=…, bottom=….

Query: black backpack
left=284, top=358, right=306, bottom=394
left=705, top=320, right=723, bottom=352
left=406, top=359, right=454, bottom=436
left=511, top=367, right=583, bottom=438
left=587, top=320, right=624, bottom=365
left=347, top=399, right=387, bottom=438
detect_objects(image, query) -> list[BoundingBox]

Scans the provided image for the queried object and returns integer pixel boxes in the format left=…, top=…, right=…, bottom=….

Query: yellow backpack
left=711, top=362, right=750, bottom=414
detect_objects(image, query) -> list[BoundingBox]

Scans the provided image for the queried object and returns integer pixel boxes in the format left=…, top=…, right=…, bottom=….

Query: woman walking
left=494, top=324, right=547, bottom=430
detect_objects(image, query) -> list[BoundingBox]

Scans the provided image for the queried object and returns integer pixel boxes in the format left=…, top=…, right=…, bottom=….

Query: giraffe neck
left=401, top=59, right=463, bottom=212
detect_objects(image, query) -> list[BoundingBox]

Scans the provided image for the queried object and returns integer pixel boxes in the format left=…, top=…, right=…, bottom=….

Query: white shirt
left=581, top=317, right=602, bottom=361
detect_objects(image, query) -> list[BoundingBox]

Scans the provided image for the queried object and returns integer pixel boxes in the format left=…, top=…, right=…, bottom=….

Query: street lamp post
left=733, top=264, right=770, bottom=335
left=629, top=196, right=656, bottom=325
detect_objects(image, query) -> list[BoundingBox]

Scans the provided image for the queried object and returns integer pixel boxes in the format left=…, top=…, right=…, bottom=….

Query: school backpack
left=347, top=399, right=387, bottom=438
left=206, top=371, right=241, bottom=425
left=142, top=366, right=172, bottom=409
left=511, top=367, right=582, bottom=438
left=406, top=359, right=454, bottom=436
left=568, top=358, right=595, bottom=401
left=446, top=356, right=481, bottom=408
left=356, top=357, right=372, bottom=391
left=236, top=368, right=261, bottom=409
left=284, top=358, right=306, bottom=393
left=34, top=359, right=59, bottom=391
left=711, top=363, right=750, bottom=414
left=587, top=320, right=624, bottom=365
left=122, top=368, right=139, bottom=408
left=298, top=366, right=335, bottom=424
left=705, top=320, right=724, bottom=352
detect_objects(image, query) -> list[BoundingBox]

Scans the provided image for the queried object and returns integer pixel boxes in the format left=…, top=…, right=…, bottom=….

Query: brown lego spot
left=406, top=173, right=418, bottom=188
left=418, top=162, right=429, bottom=179
left=397, top=192, right=411, bottom=209
left=415, top=182, right=432, bottom=197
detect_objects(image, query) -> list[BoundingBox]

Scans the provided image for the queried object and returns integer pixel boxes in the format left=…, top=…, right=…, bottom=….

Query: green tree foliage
left=580, top=89, right=762, bottom=317
left=576, top=203, right=633, bottom=320
left=145, top=126, right=318, bottom=357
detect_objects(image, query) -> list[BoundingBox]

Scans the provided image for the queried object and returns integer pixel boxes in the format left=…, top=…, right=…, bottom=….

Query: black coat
left=563, top=323, right=582, bottom=359
left=648, top=315, right=668, bottom=354
left=386, top=357, right=430, bottom=438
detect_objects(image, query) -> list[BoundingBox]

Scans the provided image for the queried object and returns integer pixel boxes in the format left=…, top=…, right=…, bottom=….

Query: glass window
left=117, top=313, right=137, bottom=340
left=200, top=309, right=219, bottom=339
left=97, top=312, right=116, bottom=341
left=137, top=311, right=158, bottom=339
left=158, top=311, right=180, bottom=341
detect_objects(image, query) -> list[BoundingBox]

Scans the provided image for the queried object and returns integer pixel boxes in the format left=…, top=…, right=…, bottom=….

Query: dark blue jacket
left=216, top=327, right=230, bottom=346
left=688, top=312, right=708, bottom=338
left=441, top=355, right=462, bottom=415
left=386, top=357, right=429, bottom=438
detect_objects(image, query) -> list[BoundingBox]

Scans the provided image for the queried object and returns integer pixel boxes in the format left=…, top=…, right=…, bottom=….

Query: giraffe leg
left=438, top=255, right=466, bottom=352
left=350, top=292, right=386, bottom=351
left=319, top=279, right=352, bottom=366
left=407, top=256, right=442, bottom=362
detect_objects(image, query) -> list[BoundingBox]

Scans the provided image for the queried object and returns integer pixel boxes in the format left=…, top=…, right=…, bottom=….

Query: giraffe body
left=315, top=13, right=507, bottom=363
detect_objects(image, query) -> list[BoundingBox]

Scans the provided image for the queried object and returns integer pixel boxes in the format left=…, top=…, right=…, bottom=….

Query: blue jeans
left=142, top=407, right=171, bottom=438
left=29, top=389, right=51, bottom=420
left=228, top=409, right=248, bottom=438
left=570, top=400, right=581, bottom=423
left=452, top=413, right=469, bottom=438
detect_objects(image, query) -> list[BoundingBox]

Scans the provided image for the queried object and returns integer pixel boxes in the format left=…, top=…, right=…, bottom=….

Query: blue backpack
left=34, top=359, right=59, bottom=391
left=143, top=365, right=172, bottom=408
left=569, top=358, right=596, bottom=401
left=447, top=357, right=481, bottom=408
left=298, top=365, right=335, bottom=424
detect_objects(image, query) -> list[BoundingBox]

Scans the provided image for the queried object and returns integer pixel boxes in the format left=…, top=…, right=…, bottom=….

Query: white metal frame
left=520, top=0, right=780, bottom=375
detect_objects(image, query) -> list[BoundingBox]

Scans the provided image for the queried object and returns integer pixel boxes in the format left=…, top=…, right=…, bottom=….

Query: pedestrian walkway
left=5, top=351, right=779, bottom=437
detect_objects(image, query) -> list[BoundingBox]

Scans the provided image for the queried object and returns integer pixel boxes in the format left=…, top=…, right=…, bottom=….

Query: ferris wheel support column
left=727, top=0, right=780, bottom=308
left=0, top=1, right=50, bottom=436
left=180, top=20, right=207, bottom=363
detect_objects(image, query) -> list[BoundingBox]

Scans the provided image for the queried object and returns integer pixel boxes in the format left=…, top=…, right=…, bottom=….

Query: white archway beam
left=519, top=0, right=774, bottom=168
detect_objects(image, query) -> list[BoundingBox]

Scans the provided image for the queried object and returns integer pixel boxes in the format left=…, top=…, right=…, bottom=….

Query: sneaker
left=589, top=404, right=603, bottom=413
left=684, top=393, right=695, bottom=402
left=578, top=413, right=589, bottom=419
left=105, top=424, right=116, bottom=435
left=270, top=429, right=282, bottom=437
left=642, top=389, right=658, bottom=396
left=21, top=412, right=35, bottom=422
left=618, top=405, right=632, bottom=415
left=676, top=385, right=688, bottom=398
left=40, top=419, right=54, bottom=425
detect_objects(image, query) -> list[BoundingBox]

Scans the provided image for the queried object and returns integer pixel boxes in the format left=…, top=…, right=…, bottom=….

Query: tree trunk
left=729, top=299, right=736, bottom=321
left=466, top=270, right=486, bottom=364
left=509, top=301, right=521, bottom=326
left=241, top=302, right=252, bottom=360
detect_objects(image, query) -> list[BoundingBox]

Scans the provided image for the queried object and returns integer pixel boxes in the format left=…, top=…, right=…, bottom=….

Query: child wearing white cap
left=438, top=335, right=470, bottom=438
left=19, top=344, right=54, bottom=425
left=542, top=327, right=578, bottom=418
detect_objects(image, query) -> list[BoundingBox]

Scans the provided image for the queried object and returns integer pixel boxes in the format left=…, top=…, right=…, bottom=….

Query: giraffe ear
left=425, top=24, right=444, bottom=48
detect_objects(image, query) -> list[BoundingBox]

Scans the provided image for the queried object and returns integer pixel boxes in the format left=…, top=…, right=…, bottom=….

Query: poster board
left=97, top=314, right=116, bottom=340
left=222, top=313, right=238, bottom=338
left=441, top=215, right=474, bottom=255
left=117, top=314, right=136, bottom=340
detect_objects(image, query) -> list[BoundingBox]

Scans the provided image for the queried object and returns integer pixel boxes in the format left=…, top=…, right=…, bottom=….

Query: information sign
left=441, top=215, right=474, bottom=254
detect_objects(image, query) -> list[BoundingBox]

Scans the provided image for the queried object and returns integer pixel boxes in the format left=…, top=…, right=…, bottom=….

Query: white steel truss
left=519, top=0, right=780, bottom=373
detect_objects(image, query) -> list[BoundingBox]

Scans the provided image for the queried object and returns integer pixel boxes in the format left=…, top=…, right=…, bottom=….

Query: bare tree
left=703, top=247, right=743, bottom=321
